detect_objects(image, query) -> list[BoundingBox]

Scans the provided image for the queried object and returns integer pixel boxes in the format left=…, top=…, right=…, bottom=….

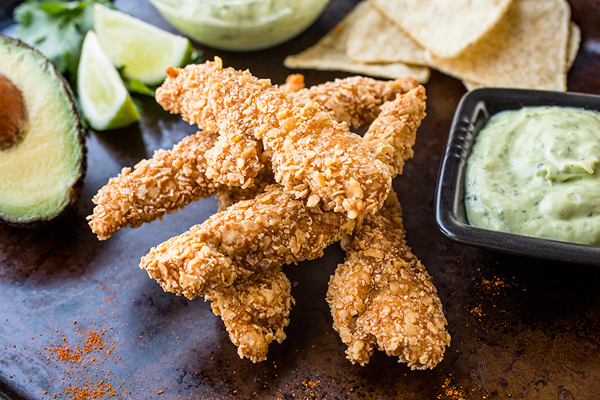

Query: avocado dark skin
left=0, top=35, right=87, bottom=227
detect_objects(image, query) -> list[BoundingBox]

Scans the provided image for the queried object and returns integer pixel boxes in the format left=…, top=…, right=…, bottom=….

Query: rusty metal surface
left=2, top=0, right=600, bottom=398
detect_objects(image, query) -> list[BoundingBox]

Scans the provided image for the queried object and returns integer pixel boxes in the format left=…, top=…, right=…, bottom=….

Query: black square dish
left=435, top=88, right=600, bottom=266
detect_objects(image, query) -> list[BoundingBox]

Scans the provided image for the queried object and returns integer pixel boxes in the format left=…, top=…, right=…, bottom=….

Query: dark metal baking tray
left=436, top=88, right=600, bottom=266
left=2, top=0, right=600, bottom=399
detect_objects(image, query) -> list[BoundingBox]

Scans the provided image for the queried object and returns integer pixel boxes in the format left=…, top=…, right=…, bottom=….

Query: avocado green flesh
left=0, top=36, right=84, bottom=224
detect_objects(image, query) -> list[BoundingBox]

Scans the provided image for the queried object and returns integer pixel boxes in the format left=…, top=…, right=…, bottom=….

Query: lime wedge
left=77, top=31, right=140, bottom=131
left=93, top=4, right=193, bottom=85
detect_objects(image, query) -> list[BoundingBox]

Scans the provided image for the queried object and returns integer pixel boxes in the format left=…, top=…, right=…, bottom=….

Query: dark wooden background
left=2, top=0, right=600, bottom=398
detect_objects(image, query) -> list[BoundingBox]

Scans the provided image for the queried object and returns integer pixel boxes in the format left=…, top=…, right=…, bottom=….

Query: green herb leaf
left=14, top=0, right=111, bottom=82
left=189, top=49, right=203, bottom=64
left=126, top=79, right=156, bottom=97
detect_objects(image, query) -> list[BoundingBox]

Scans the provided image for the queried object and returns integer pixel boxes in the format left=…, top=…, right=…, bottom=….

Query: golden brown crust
left=140, top=184, right=356, bottom=298
left=364, top=86, right=426, bottom=177
left=206, top=266, right=294, bottom=363
left=204, top=134, right=265, bottom=188
left=141, top=86, right=427, bottom=303
left=294, top=76, right=419, bottom=128
left=156, top=59, right=392, bottom=219
left=216, top=166, right=275, bottom=212
left=327, top=192, right=451, bottom=369
left=88, top=131, right=222, bottom=240
left=280, top=73, right=306, bottom=94
left=90, top=64, right=441, bottom=366
left=88, top=72, right=419, bottom=242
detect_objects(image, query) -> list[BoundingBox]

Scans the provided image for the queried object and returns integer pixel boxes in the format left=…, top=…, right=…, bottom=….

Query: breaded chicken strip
left=207, top=83, right=419, bottom=362
left=324, top=86, right=450, bottom=368
left=156, top=58, right=391, bottom=219
left=141, top=87, right=426, bottom=301
left=293, top=75, right=419, bottom=128
left=363, top=86, right=424, bottom=177
left=206, top=266, right=293, bottom=363
left=210, top=88, right=429, bottom=363
left=141, top=184, right=357, bottom=298
left=89, top=73, right=416, bottom=240
left=212, top=165, right=292, bottom=363
left=204, top=73, right=418, bottom=188
left=88, top=131, right=222, bottom=241
left=327, top=192, right=451, bottom=369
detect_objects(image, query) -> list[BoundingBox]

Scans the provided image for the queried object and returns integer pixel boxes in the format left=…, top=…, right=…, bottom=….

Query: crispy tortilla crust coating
left=141, top=87, right=426, bottom=303
left=281, top=73, right=306, bottom=93
left=141, top=184, right=357, bottom=298
left=206, top=266, right=294, bottom=363
left=213, top=167, right=292, bottom=363
left=88, top=131, right=222, bottom=241
left=364, top=86, right=426, bottom=177
left=205, top=74, right=418, bottom=188
left=282, top=73, right=419, bottom=128
left=327, top=192, right=451, bottom=369
left=216, top=166, right=276, bottom=212
left=204, top=134, right=265, bottom=188
left=87, top=83, right=422, bottom=242
left=212, top=167, right=289, bottom=362
left=294, top=75, right=419, bottom=128
left=215, top=85, right=425, bottom=212
left=156, top=58, right=391, bottom=219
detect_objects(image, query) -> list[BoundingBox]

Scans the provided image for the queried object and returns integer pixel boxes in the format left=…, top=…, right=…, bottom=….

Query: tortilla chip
left=463, top=20, right=579, bottom=91
left=371, top=0, right=512, bottom=59
left=283, top=1, right=430, bottom=83
left=567, top=22, right=581, bottom=70
left=429, top=0, right=570, bottom=91
left=346, top=1, right=427, bottom=65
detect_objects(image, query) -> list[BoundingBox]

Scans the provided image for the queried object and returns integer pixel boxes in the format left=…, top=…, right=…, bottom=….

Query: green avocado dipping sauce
left=465, top=106, right=600, bottom=246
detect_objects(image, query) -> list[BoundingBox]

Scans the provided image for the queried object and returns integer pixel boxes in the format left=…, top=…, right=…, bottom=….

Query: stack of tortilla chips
left=284, top=0, right=580, bottom=91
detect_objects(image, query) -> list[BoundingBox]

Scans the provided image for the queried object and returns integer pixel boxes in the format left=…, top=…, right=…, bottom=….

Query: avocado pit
left=0, top=73, right=26, bottom=150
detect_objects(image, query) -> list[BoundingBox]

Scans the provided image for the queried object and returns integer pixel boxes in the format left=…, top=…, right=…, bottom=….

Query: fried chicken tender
left=88, top=131, right=222, bottom=241
left=141, top=184, right=356, bottom=298
left=363, top=86, right=425, bottom=177
left=88, top=72, right=417, bottom=241
left=293, top=75, right=419, bottom=128
left=327, top=192, right=451, bottom=369
left=282, top=73, right=419, bottom=128
left=156, top=58, right=391, bottom=219
left=207, top=73, right=418, bottom=188
left=141, top=87, right=426, bottom=302
left=206, top=266, right=293, bottom=363
left=209, top=88, right=431, bottom=364
left=214, top=78, right=422, bottom=209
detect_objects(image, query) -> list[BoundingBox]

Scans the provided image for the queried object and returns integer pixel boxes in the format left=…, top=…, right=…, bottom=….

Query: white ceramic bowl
left=149, top=0, right=331, bottom=51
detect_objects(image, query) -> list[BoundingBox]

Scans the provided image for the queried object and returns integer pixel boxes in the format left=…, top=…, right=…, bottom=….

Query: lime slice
left=77, top=31, right=140, bottom=131
left=93, top=4, right=193, bottom=85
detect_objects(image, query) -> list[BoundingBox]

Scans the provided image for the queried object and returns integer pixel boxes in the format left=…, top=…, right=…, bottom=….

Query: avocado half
left=0, top=35, right=86, bottom=225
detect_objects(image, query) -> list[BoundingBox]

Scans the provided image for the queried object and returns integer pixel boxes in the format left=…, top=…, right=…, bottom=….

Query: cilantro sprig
left=14, top=0, right=111, bottom=83
left=12, top=0, right=202, bottom=103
